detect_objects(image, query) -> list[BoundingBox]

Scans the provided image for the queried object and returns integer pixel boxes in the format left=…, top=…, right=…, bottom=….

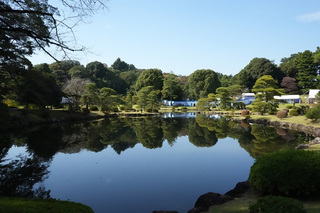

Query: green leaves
left=188, top=69, right=220, bottom=99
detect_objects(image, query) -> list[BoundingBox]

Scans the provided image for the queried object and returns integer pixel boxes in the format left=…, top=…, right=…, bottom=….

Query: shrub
left=249, top=149, right=320, bottom=198
left=89, top=105, right=99, bottom=111
left=276, top=110, right=288, bottom=118
left=241, top=110, right=250, bottom=117
left=299, top=105, right=309, bottom=115
left=289, top=109, right=299, bottom=116
left=306, top=105, right=320, bottom=122
left=245, top=114, right=251, bottom=119
left=249, top=196, right=306, bottom=213
left=286, top=105, right=293, bottom=109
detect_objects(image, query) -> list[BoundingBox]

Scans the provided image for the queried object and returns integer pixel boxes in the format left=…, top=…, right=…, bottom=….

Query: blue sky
left=29, top=0, right=320, bottom=76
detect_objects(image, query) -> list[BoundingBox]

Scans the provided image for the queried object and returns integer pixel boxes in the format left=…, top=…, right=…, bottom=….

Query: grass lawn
left=0, top=197, right=93, bottom=213
left=207, top=190, right=320, bottom=213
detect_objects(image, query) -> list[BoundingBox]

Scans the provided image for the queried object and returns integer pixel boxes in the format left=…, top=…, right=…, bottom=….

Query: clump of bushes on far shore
left=249, top=149, right=320, bottom=198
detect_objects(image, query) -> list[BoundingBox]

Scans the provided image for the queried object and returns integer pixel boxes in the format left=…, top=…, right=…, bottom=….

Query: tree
left=0, top=0, right=107, bottom=106
left=81, top=83, right=98, bottom=110
left=136, top=86, right=155, bottom=112
left=69, top=65, right=87, bottom=79
left=279, top=55, right=298, bottom=78
left=18, top=69, right=62, bottom=109
left=252, top=75, right=283, bottom=115
left=280, top=77, right=298, bottom=94
left=294, top=50, right=318, bottom=93
left=1, top=0, right=107, bottom=65
left=162, top=73, right=182, bottom=105
left=196, top=93, right=218, bottom=111
left=119, top=70, right=140, bottom=92
left=111, top=58, right=135, bottom=72
left=62, top=78, right=91, bottom=111
left=98, top=87, right=122, bottom=113
left=216, top=87, right=231, bottom=109
left=188, top=69, right=221, bottom=99
left=135, top=69, right=163, bottom=92
left=235, top=58, right=285, bottom=90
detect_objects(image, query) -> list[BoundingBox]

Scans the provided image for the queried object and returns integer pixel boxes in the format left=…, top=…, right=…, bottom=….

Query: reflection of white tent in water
left=162, top=100, right=197, bottom=107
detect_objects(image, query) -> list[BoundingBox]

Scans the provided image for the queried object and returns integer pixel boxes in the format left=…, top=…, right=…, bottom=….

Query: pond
left=0, top=113, right=310, bottom=212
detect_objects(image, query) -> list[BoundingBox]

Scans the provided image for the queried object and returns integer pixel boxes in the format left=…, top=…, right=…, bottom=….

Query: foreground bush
left=306, top=105, right=320, bottom=122
left=249, top=196, right=306, bottom=213
left=249, top=150, right=320, bottom=198
left=289, top=109, right=299, bottom=116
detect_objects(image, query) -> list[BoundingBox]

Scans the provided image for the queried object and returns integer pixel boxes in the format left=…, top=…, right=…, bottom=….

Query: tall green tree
left=188, top=69, right=220, bottom=99
left=135, top=69, right=163, bottom=92
left=294, top=50, right=318, bottom=93
left=136, top=86, right=155, bottom=112
left=162, top=73, right=182, bottom=104
left=252, top=75, right=283, bottom=115
left=279, top=54, right=298, bottom=78
left=216, top=87, right=231, bottom=109
left=235, top=58, right=285, bottom=90
left=81, top=83, right=99, bottom=110
left=18, top=69, right=62, bottom=109
left=98, top=87, right=122, bottom=113
left=111, top=58, right=136, bottom=72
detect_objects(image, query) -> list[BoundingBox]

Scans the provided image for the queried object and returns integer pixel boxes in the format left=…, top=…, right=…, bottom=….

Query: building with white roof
left=308, top=89, right=320, bottom=104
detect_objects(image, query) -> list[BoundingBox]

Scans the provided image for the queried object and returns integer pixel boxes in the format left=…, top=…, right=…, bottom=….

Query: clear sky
left=29, top=0, right=320, bottom=76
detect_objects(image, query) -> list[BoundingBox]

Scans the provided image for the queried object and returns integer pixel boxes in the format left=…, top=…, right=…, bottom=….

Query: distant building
left=274, top=95, right=301, bottom=104
left=162, top=100, right=197, bottom=107
left=241, top=93, right=255, bottom=99
left=308, top=89, right=320, bottom=104
left=237, top=93, right=255, bottom=105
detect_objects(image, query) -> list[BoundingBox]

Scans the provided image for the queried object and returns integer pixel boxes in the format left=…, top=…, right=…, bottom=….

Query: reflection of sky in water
left=5, top=146, right=29, bottom=161
left=39, top=136, right=254, bottom=213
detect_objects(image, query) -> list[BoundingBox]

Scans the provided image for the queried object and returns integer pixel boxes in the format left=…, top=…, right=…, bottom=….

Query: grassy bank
left=0, top=197, right=94, bottom=213
left=207, top=190, right=320, bottom=213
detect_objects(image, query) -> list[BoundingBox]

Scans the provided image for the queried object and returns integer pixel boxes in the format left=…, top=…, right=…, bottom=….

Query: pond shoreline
left=232, top=117, right=320, bottom=137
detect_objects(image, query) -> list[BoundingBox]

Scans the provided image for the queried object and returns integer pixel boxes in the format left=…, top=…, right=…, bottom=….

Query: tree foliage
left=188, top=69, right=220, bottom=99
left=196, top=93, right=218, bottom=111
left=62, top=77, right=91, bottom=111
left=98, top=87, right=122, bottom=113
left=162, top=73, right=183, bottom=103
left=235, top=58, right=284, bottom=90
left=294, top=50, right=318, bottom=93
left=135, top=69, right=163, bottom=92
left=252, top=75, right=283, bottom=114
left=280, top=76, right=298, bottom=94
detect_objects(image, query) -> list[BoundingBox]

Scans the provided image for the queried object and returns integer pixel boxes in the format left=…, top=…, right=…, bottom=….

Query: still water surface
left=2, top=113, right=308, bottom=212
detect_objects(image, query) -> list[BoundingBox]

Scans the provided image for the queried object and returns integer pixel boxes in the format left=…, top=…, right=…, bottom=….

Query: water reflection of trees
left=191, top=114, right=305, bottom=158
left=1, top=114, right=309, bottom=160
left=0, top=155, right=50, bottom=198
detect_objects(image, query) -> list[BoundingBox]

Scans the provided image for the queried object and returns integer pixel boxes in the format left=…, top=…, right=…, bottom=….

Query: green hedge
left=249, top=150, right=320, bottom=198
left=249, top=196, right=306, bottom=213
